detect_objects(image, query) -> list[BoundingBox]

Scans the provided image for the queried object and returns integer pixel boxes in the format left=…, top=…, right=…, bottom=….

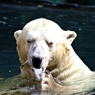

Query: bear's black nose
left=32, top=57, right=42, bottom=69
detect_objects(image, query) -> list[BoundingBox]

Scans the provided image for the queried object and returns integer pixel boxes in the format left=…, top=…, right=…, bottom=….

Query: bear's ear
left=64, top=30, right=77, bottom=44
left=14, top=30, right=22, bottom=41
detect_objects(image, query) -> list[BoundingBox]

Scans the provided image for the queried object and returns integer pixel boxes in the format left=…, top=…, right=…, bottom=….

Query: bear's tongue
left=33, top=68, right=45, bottom=80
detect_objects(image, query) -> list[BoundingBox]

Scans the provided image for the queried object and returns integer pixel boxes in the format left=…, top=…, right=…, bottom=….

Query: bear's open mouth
left=29, top=56, right=49, bottom=80
left=32, top=57, right=42, bottom=69
left=32, top=57, right=44, bottom=80
left=32, top=57, right=49, bottom=80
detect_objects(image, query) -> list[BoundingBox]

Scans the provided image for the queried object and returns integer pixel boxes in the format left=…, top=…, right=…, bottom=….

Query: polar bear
left=14, top=18, right=94, bottom=92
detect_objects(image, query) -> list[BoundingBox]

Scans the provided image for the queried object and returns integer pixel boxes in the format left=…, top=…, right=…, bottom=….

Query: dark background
left=0, top=0, right=95, bottom=5
left=0, top=1, right=95, bottom=78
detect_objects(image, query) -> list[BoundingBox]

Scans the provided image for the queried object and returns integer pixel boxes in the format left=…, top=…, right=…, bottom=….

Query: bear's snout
left=32, top=56, right=42, bottom=69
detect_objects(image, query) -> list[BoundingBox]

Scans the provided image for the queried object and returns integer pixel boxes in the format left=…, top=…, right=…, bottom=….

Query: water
left=0, top=3, right=95, bottom=94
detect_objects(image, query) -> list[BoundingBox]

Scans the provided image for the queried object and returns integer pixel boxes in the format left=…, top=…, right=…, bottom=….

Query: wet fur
left=14, top=18, right=95, bottom=93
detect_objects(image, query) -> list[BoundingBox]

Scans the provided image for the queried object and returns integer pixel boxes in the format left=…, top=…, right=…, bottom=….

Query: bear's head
left=14, top=18, right=77, bottom=79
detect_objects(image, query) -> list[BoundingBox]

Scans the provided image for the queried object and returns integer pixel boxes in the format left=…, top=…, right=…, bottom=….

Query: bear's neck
left=49, top=47, right=92, bottom=82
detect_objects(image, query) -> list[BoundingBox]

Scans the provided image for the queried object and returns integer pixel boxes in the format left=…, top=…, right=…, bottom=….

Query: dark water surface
left=0, top=3, right=95, bottom=95
left=0, top=3, right=95, bottom=79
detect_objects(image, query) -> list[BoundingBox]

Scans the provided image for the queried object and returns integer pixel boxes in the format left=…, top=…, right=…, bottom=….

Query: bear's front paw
left=41, top=71, right=56, bottom=91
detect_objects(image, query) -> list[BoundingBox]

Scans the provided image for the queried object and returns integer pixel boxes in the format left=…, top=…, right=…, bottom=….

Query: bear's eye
left=45, top=40, right=53, bottom=47
left=27, top=39, right=35, bottom=43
